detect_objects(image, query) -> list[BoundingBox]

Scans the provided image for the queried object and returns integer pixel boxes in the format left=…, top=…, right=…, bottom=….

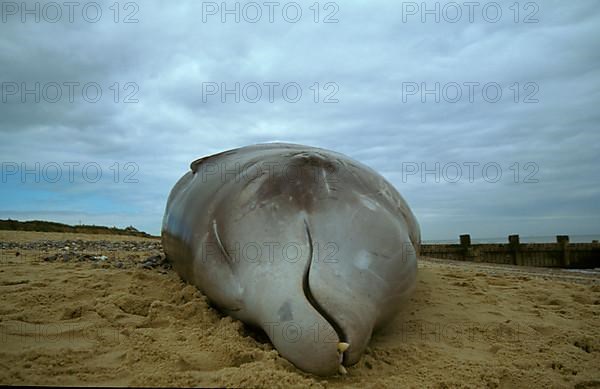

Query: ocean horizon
left=423, top=235, right=600, bottom=244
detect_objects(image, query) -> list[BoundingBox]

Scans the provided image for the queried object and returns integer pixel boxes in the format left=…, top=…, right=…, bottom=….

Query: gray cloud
left=1, top=0, right=599, bottom=239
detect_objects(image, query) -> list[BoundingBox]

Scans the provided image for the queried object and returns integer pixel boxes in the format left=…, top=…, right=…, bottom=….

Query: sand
left=0, top=231, right=598, bottom=388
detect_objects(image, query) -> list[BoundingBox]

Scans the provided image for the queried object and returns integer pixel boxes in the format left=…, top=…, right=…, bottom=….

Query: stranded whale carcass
left=161, top=143, right=420, bottom=376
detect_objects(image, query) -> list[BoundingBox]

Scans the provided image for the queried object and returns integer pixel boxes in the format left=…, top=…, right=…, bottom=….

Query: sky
left=1, top=0, right=599, bottom=240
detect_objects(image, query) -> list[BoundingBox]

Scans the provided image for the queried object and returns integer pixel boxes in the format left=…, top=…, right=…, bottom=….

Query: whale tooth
left=337, top=342, right=350, bottom=353
left=338, top=365, right=348, bottom=375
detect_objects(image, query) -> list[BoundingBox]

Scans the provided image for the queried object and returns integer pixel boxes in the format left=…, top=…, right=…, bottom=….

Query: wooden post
left=509, top=235, right=521, bottom=265
left=460, top=234, right=471, bottom=246
left=460, top=234, right=475, bottom=261
left=557, top=235, right=570, bottom=267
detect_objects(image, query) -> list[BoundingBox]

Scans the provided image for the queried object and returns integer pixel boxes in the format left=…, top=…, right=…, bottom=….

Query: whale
left=161, top=143, right=420, bottom=376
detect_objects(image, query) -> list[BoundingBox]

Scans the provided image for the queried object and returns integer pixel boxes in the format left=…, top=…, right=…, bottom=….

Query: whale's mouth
left=302, top=219, right=349, bottom=369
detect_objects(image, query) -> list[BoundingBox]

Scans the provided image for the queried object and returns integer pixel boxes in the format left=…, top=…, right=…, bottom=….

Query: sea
left=423, top=235, right=600, bottom=244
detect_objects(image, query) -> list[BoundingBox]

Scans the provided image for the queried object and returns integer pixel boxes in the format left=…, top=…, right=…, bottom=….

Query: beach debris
left=4, top=238, right=169, bottom=272
left=140, top=254, right=171, bottom=270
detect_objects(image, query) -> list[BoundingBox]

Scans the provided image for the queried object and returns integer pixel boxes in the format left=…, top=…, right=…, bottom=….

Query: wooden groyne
left=421, top=235, right=600, bottom=268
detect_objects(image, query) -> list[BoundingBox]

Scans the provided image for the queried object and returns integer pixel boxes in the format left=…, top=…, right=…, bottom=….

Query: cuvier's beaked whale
left=162, top=143, right=419, bottom=376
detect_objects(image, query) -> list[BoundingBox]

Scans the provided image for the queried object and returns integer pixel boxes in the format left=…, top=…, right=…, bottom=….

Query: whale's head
left=204, top=149, right=419, bottom=375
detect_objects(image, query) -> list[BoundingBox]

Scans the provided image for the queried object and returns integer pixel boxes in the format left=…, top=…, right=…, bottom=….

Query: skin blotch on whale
left=277, top=301, right=293, bottom=322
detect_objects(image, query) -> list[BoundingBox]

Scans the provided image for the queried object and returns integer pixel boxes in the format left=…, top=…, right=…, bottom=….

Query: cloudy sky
left=1, top=0, right=599, bottom=240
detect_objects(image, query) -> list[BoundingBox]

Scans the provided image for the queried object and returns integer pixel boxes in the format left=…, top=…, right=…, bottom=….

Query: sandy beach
left=0, top=231, right=598, bottom=388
